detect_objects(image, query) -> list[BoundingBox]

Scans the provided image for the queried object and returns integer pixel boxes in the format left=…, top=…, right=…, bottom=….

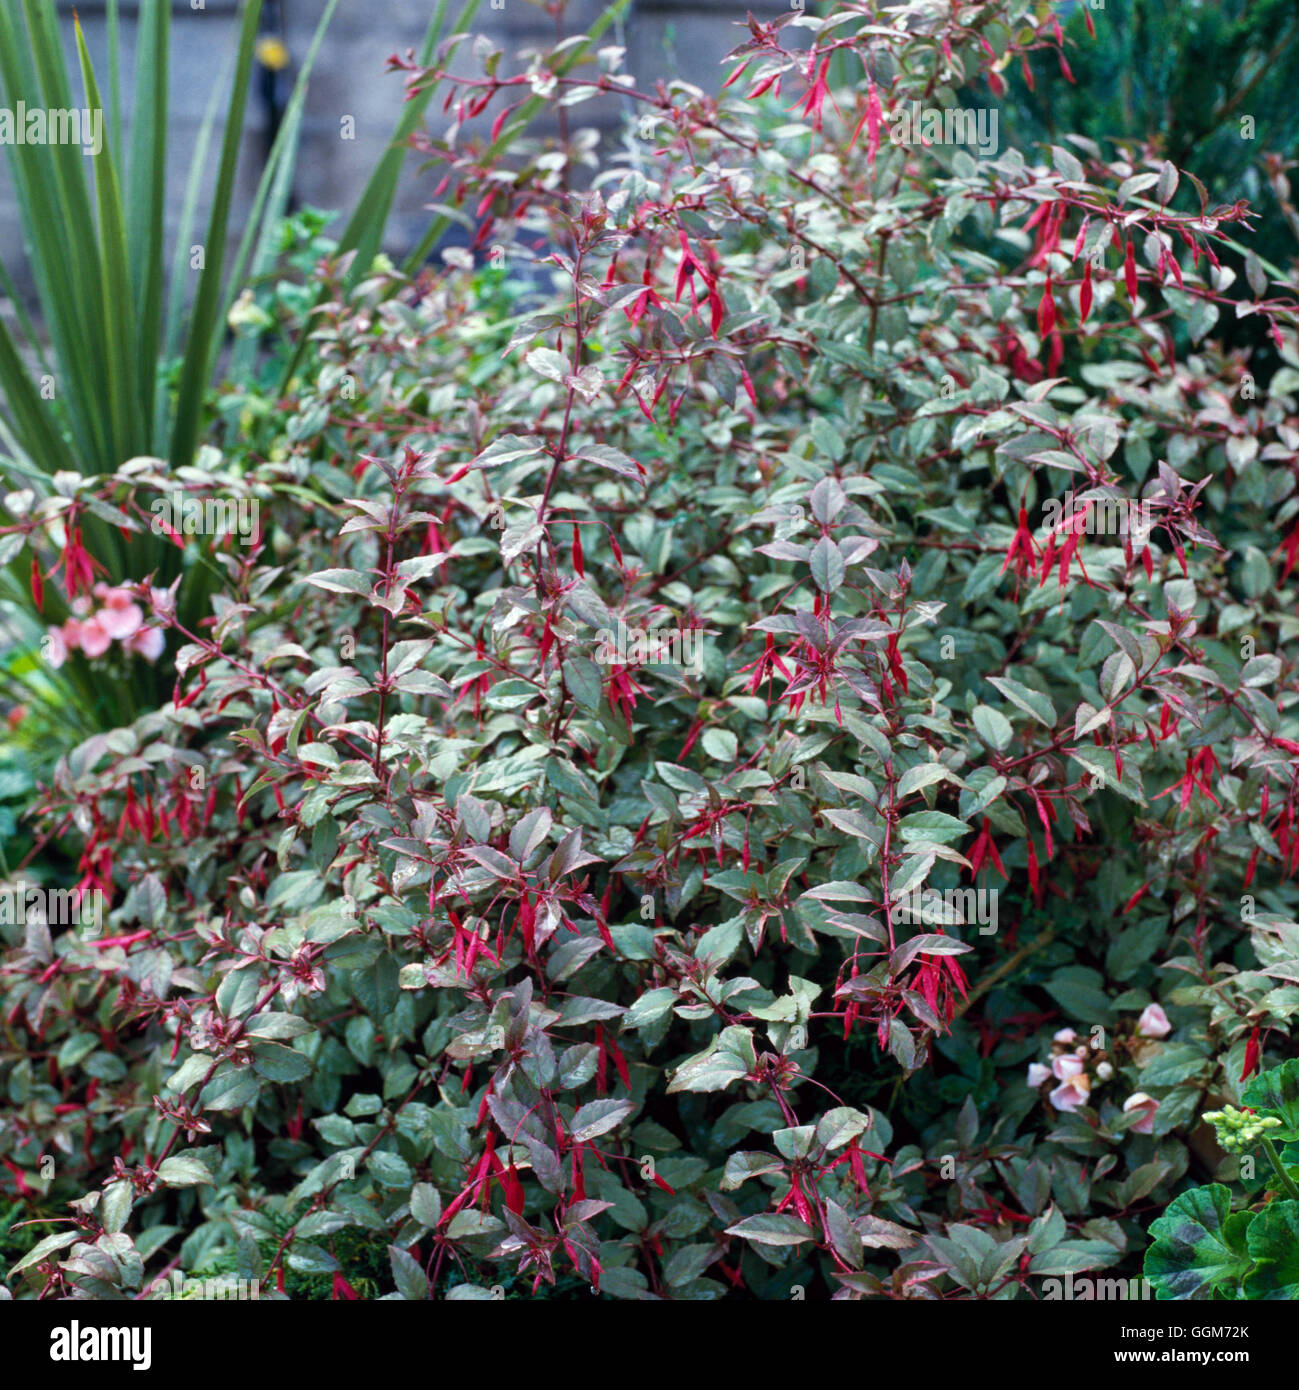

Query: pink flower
left=128, top=627, right=165, bottom=662
left=1052, top=1053, right=1085, bottom=1082
left=1050, top=1073, right=1091, bottom=1112
left=1137, top=1004, right=1171, bottom=1039
left=1124, top=1092, right=1159, bottom=1133
left=149, top=585, right=177, bottom=621
left=1053, top=1028, right=1077, bottom=1044
left=46, top=627, right=68, bottom=668
left=1027, top=1062, right=1051, bottom=1088
left=78, top=615, right=112, bottom=658
left=96, top=587, right=144, bottom=640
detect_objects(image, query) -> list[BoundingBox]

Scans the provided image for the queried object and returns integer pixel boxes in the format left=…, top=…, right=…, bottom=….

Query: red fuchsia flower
left=1044, top=328, right=1064, bottom=377
left=330, top=1272, right=361, bottom=1300
left=774, top=1171, right=814, bottom=1223
left=847, top=75, right=883, bottom=165
left=56, top=525, right=102, bottom=598
left=1124, top=238, right=1139, bottom=302
left=445, top=907, right=500, bottom=978
left=1000, top=503, right=1040, bottom=581
left=1274, top=522, right=1299, bottom=583
left=499, top=1161, right=526, bottom=1214
left=1152, top=746, right=1220, bottom=813
left=737, top=633, right=793, bottom=695
left=1030, top=789, right=1057, bottom=862
left=1025, top=836, right=1045, bottom=908
left=625, top=264, right=664, bottom=327
left=881, top=631, right=908, bottom=704
left=789, top=52, right=834, bottom=133
left=1038, top=499, right=1095, bottom=591
left=1037, top=278, right=1056, bottom=337
left=966, top=818, right=1007, bottom=881
left=1123, top=1091, right=1159, bottom=1133
left=672, top=231, right=725, bottom=336
left=76, top=840, right=113, bottom=899
left=995, top=329, right=1045, bottom=383
left=914, top=934, right=968, bottom=1027
left=439, top=1131, right=504, bottom=1228
left=1240, top=1027, right=1261, bottom=1082
left=1025, top=202, right=1065, bottom=271
left=824, top=1137, right=883, bottom=1197
left=745, top=68, right=782, bottom=101
left=1265, top=796, right=1299, bottom=879
left=1157, top=701, right=1181, bottom=742
left=1121, top=881, right=1152, bottom=915
left=1079, top=257, right=1094, bottom=323
left=594, top=1023, right=632, bottom=1094
left=606, top=663, right=647, bottom=731
left=452, top=638, right=494, bottom=718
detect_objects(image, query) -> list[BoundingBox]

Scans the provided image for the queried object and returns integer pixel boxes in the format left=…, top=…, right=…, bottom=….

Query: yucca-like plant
left=0, top=0, right=484, bottom=737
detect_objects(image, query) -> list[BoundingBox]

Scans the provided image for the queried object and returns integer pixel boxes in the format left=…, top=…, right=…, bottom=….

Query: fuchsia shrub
left=4, top=0, right=1299, bottom=1300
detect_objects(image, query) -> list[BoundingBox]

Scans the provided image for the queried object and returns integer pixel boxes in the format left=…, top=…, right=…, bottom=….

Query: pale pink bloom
left=1096, top=1061, right=1114, bottom=1080
left=1050, top=1074, right=1091, bottom=1112
left=78, top=615, right=111, bottom=658
left=45, top=627, right=67, bottom=668
left=61, top=618, right=82, bottom=651
left=1027, top=1062, right=1052, bottom=1088
left=1124, top=1092, right=1159, bottom=1133
left=96, top=588, right=143, bottom=640
left=1137, top=1004, right=1171, bottom=1039
left=1053, top=1028, right=1077, bottom=1044
left=149, top=585, right=176, bottom=620
left=70, top=595, right=92, bottom=617
left=128, top=627, right=165, bottom=662
left=1052, top=1053, right=1085, bottom=1082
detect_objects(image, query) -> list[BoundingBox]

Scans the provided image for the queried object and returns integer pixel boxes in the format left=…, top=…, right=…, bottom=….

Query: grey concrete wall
left=0, top=0, right=759, bottom=295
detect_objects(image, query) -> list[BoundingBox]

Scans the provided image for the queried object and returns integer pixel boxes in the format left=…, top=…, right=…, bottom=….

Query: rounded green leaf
left=1143, top=1184, right=1253, bottom=1300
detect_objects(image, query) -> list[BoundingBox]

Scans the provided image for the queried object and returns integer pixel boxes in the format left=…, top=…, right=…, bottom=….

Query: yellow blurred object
left=255, top=35, right=290, bottom=71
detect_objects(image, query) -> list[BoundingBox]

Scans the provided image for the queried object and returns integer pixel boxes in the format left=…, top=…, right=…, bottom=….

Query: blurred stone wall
left=0, top=0, right=757, bottom=284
